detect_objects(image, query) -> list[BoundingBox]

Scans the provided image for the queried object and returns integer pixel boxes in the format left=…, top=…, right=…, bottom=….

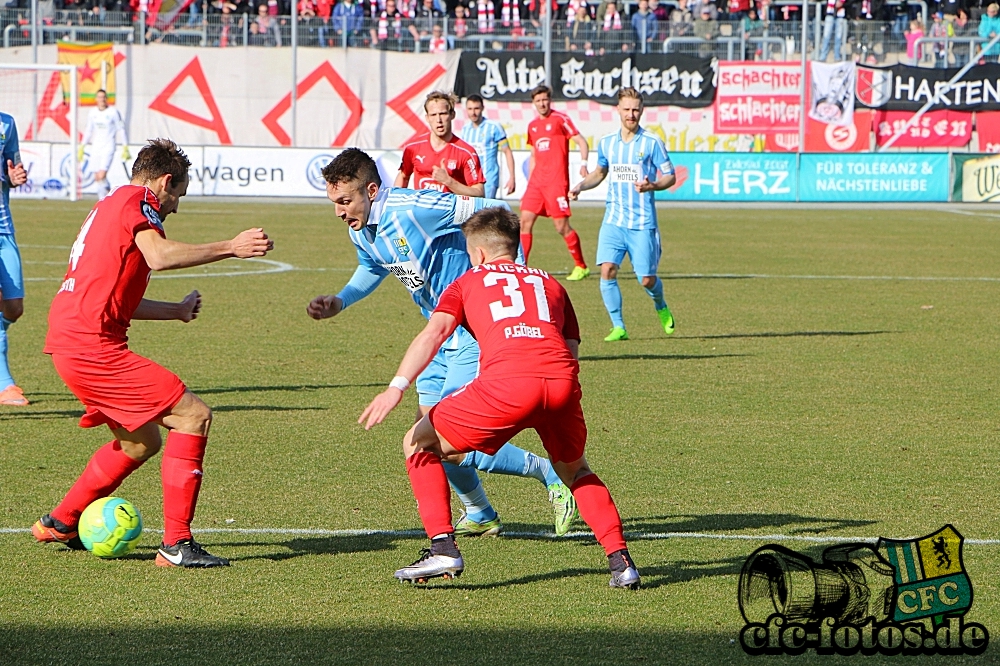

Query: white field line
left=24, top=258, right=295, bottom=282
left=3, top=526, right=999, bottom=546
left=662, top=273, right=1000, bottom=283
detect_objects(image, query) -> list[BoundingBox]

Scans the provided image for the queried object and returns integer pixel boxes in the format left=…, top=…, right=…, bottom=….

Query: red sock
left=51, top=441, right=144, bottom=526
left=406, top=451, right=453, bottom=538
left=563, top=229, right=587, bottom=268
left=571, top=473, right=627, bottom=555
left=161, top=431, right=208, bottom=545
left=520, top=233, right=533, bottom=263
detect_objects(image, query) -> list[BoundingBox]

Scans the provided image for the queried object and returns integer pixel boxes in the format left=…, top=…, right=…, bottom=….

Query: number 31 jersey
left=434, top=259, right=580, bottom=381
left=45, top=185, right=165, bottom=353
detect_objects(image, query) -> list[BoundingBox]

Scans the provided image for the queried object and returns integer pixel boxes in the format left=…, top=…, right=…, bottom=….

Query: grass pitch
left=2, top=198, right=1000, bottom=664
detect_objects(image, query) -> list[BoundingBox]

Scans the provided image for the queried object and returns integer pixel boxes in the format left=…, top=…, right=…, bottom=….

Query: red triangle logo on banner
left=149, top=56, right=231, bottom=144
left=261, top=61, right=364, bottom=147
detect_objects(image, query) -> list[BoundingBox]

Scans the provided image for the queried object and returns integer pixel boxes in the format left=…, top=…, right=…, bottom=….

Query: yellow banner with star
left=57, top=41, right=116, bottom=106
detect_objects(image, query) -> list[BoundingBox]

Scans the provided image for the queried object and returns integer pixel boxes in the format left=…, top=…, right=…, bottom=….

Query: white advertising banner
left=1, top=45, right=460, bottom=149
left=12, top=143, right=610, bottom=200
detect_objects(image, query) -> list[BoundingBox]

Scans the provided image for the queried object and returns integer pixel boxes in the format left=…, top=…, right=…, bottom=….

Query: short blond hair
left=617, top=87, right=644, bottom=106
left=424, top=90, right=458, bottom=113
left=990, top=2, right=999, bottom=11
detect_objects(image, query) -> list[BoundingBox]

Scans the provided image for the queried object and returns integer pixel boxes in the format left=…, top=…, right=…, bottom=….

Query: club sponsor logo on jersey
left=416, top=177, right=446, bottom=192
left=141, top=202, right=163, bottom=230
left=610, top=164, right=642, bottom=182
left=385, top=259, right=425, bottom=293
left=392, top=235, right=411, bottom=256
left=536, top=137, right=551, bottom=152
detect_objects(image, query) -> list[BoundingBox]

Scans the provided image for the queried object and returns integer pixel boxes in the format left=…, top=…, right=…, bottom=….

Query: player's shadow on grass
left=0, top=408, right=84, bottom=420
left=192, top=383, right=385, bottom=395
left=579, top=353, right=748, bottom=362
left=211, top=405, right=328, bottom=413
left=623, top=513, right=877, bottom=535
left=214, top=534, right=405, bottom=562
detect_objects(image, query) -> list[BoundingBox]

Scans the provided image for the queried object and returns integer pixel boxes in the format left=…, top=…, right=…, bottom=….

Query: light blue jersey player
left=570, top=88, right=677, bottom=342
left=308, top=148, right=577, bottom=536
left=460, top=95, right=515, bottom=199
left=0, top=112, right=29, bottom=405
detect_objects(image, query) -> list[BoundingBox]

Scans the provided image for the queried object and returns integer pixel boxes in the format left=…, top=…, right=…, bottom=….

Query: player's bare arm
left=635, top=172, right=676, bottom=193
left=394, top=170, right=409, bottom=188
left=133, top=290, right=201, bottom=322
left=6, top=160, right=27, bottom=187
left=569, top=165, right=609, bottom=200
left=501, top=144, right=516, bottom=195
left=431, top=161, right=485, bottom=197
left=306, top=294, right=343, bottom=320
left=572, top=134, right=590, bottom=178
left=135, top=227, right=271, bottom=272
left=565, top=338, right=580, bottom=360
left=359, top=311, right=459, bottom=429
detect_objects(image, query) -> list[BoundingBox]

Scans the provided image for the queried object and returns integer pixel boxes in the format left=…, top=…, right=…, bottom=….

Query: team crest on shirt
left=392, top=236, right=411, bottom=256
left=447, top=159, right=457, bottom=170
left=141, top=202, right=163, bottom=230
left=546, top=124, right=551, bottom=130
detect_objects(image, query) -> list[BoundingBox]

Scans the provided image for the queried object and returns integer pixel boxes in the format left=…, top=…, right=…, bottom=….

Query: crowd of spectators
left=3, top=0, right=1000, bottom=61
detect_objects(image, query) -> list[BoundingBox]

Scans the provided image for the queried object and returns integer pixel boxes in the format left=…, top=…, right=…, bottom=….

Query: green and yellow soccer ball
left=79, top=497, right=143, bottom=558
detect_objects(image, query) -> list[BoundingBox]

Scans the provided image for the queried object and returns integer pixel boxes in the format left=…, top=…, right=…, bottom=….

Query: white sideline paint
left=24, top=258, right=295, bottom=282
left=662, top=273, right=1000, bottom=283
left=4, top=526, right=1000, bottom=546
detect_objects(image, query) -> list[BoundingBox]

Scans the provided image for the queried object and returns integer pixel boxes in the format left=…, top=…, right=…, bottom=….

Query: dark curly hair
left=321, top=148, right=381, bottom=189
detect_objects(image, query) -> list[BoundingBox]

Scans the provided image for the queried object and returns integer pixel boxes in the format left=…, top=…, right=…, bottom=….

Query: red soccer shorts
left=51, top=347, right=187, bottom=432
left=521, top=182, right=571, bottom=220
left=429, top=376, right=587, bottom=464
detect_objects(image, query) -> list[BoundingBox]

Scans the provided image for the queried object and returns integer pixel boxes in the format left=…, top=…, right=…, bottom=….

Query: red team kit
left=399, top=133, right=484, bottom=193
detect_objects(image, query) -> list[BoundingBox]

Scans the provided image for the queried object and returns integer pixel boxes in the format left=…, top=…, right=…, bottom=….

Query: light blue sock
left=0, top=316, right=13, bottom=390
left=600, top=278, right=625, bottom=329
left=644, top=276, right=668, bottom=311
left=463, top=445, right=561, bottom=487
left=443, top=462, right=497, bottom=523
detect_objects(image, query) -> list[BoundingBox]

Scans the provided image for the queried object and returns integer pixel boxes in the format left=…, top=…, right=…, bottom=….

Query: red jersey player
left=360, top=206, right=639, bottom=589
left=32, top=139, right=273, bottom=568
left=395, top=91, right=486, bottom=197
left=520, top=84, right=591, bottom=281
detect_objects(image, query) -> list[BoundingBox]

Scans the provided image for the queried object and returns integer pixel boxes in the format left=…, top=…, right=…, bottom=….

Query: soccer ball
left=78, top=497, right=143, bottom=558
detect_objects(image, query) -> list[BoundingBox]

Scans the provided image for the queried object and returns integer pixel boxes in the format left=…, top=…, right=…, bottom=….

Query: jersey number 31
left=484, top=272, right=550, bottom=323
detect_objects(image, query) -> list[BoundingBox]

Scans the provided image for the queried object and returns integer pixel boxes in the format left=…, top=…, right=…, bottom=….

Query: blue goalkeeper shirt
left=0, top=113, right=21, bottom=235
left=336, top=186, right=510, bottom=347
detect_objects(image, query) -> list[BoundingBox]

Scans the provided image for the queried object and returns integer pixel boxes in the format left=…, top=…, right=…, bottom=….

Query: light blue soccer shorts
left=0, top=233, right=24, bottom=300
left=416, top=337, right=480, bottom=407
left=596, top=224, right=661, bottom=279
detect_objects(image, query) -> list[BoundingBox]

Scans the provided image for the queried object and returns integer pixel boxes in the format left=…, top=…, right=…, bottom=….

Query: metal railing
left=1, top=4, right=997, bottom=63
left=911, top=35, right=987, bottom=68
